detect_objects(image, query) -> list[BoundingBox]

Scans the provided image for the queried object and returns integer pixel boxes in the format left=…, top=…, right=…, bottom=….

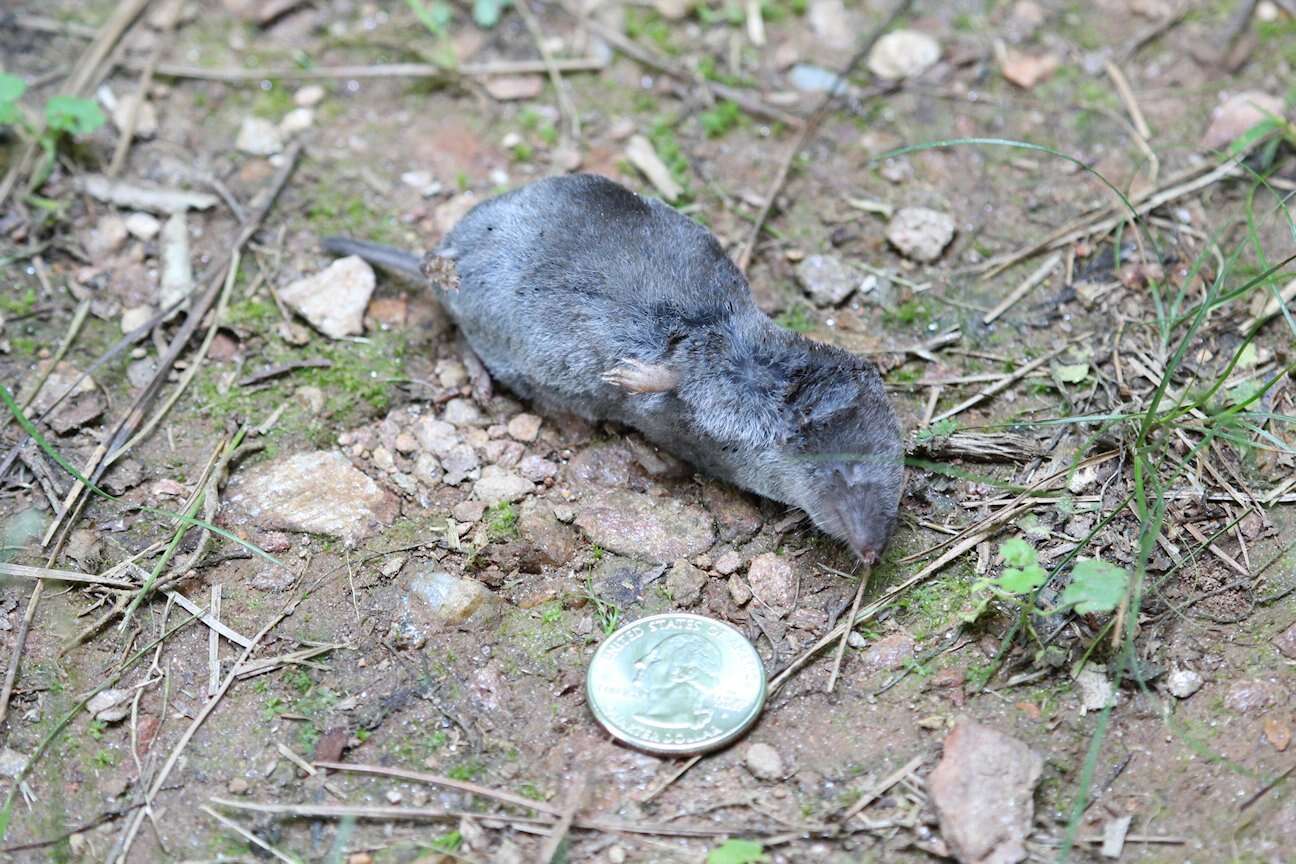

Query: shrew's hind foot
left=601, top=359, right=678, bottom=394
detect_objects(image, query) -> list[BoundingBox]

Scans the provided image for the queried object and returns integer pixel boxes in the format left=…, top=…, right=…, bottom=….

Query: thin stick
left=827, top=565, right=867, bottom=693
left=513, top=0, right=580, bottom=141
left=314, top=761, right=563, bottom=816
left=107, top=0, right=177, bottom=177
left=138, top=58, right=605, bottom=81
left=0, top=562, right=136, bottom=588
left=639, top=755, right=702, bottom=804
left=200, top=806, right=297, bottom=864
left=116, top=593, right=302, bottom=862
left=930, top=343, right=1074, bottom=423
left=839, top=754, right=924, bottom=822
left=207, top=584, right=221, bottom=695
left=982, top=252, right=1061, bottom=325
left=736, top=0, right=912, bottom=272
left=536, top=772, right=587, bottom=863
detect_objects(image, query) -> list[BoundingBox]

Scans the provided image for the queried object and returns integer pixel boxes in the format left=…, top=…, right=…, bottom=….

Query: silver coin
left=586, top=612, right=767, bottom=755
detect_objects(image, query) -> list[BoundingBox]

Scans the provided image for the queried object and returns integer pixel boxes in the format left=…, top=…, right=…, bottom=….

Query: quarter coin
left=586, top=612, right=767, bottom=755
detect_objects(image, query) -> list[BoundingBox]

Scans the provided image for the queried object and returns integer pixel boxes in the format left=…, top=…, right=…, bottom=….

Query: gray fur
left=328, top=174, right=904, bottom=562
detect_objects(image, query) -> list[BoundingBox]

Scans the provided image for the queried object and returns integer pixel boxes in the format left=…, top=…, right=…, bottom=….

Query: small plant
left=92, top=749, right=116, bottom=768
left=584, top=577, right=622, bottom=635
left=486, top=501, right=519, bottom=541
left=707, top=839, right=768, bottom=864
left=0, top=73, right=106, bottom=189
left=775, top=303, right=814, bottom=333
left=699, top=100, right=742, bottom=138
left=913, top=417, right=958, bottom=443
left=964, top=538, right=1129, bottom=624
left=430, top=831, right=463, bottom=852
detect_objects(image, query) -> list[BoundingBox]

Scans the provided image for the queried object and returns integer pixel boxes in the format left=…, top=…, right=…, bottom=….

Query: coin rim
left=586, top=611, right=768, bottom=756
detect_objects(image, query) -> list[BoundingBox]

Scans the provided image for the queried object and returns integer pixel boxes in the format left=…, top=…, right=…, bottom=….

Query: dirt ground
left=2, top=0, right=1296, bottom=862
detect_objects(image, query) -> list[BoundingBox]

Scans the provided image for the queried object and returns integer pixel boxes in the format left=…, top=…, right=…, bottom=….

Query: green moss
left=486, top=501, right=519, bottom=540
left=625, top=8, right=674, bottom=54
left=250, top=82, right=296, bottom=119
left=699, top=99, right=742, bottom=138
left=775, top=303, right=814, bottom=333
left=647, top=119, right=693, bottom=201
left=882, top=299, right=931, bottom=328
left=0, top=285, right=35, bottom=315
left=305, top=182, right=408, bottom=246
left=447, top=757, right=484, bottom=780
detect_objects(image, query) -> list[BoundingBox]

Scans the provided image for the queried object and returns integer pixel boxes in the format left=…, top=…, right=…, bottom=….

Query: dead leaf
left=999, top=48, right=1059, bottom=89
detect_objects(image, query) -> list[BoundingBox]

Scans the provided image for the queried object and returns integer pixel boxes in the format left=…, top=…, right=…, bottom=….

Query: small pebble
left=507, top=412, right=543, bottom=442
left=1166, top=669, right=1203, bottom=699
left=227, top=777, right=249, bottom=795
left=295, top=84, right=326, bottom=107
left=745, top=742, right=784, bottom=780
left=124, top=212, right=161, bottom=240
left=385, top=788, right=402, bottom=804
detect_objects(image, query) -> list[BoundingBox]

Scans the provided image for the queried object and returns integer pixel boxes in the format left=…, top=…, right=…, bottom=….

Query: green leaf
left=407, top=0, right=452, bottom=35
left=1053, top=362, right=1089, bottom=383
left=1236, top=343, right=1259, bottom=368
left=0, top=73, right=25, bottom=104
left=1227, top=117, right=1279, bottom=156
left=999, top=537, right=1037, bottom=569
left=996, top=563, right=1047, bottom=594
left=472, top=0, right=509, bottom=28
left=44, top=95, right=106, bottom=137
left=1060, top=559, right=1127, bottom=615
left=707, top=839, right=768, bottom=864
left=0, top=73, right=26, bottom=126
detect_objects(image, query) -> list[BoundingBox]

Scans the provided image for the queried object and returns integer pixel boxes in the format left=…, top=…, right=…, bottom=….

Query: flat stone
left=518, top=499, right=579, bottom=566
left=518, top=454, right=559, bottom=483
left=728, top=574, right=752, bottom=606
left=666, top=559, right=707, bottom=606
left=1166, top=669, right=1203, bottom=699
left=444, top=398, right=488, bottom=428
left=279, top=107, right=313, bottom=135
left=574, top=489, right=715, bottom=564
left=406, top=569, right=494, bottom=626
left=744, top=742, right=785, bottom=780
left=484, top=75, right=544, bottom=101
left=441, top=444, right=481, bottom=486
left=84, top=214, right=129, bottom=258
left=124, top=211, right=161, bottom=240
left=928, top=718, right=1042, bottom=864
left=713, top=549, right=743, bottom=576
left=1201, top=91, right=1285, bottom=151
left=867, top=29, right=941, bottom=79
left=746, top=552, right=796, bottom=617
left=414, top=416, right=459, bottom=456
left=225, top=450, right=397, bottom=545
left=452, top=500, right=487, bottom=523
left=30, top=361, right=104, bottom=434
left=507, top=413, right=542, bottom=442
left=862, top=632, right=915, bottom=672
left=1225, top=679, right=1286, bottom=715
left=294, top=84, right=325, bottom=107
left=235, top=115, right=284, bottom=156
left=1273, top=622, right=1296, bottom=659
left=472, top=465, right=534, bottom=505
left=279, top=256, right=374, bottom=338
left=120, top=304, right=154, bottom=332
left=795, top=254, right=858, bottom=306
left=702, top=482, right=763, bottom=543
left=887, top=207, right=956, bottom=263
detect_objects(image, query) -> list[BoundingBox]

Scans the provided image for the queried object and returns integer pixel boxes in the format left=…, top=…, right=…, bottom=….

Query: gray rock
left=747, top=553, right=796, bottom=617
left=84, top=214, right=129, bottom=258
left=406, top=570, right=494, bottom=626
left=472, top=465, right=534, bottom=505
left=124, top=211, right=161, bottom=240
left=887, top=207, right=956, bottom=263
left=807, top=0, right=852, bottom=51
left=862, top=632, right=915, bottom=672
left=452, top=499, right=487, bottom=523
left=507, top=412, right=543, bottom=442
left=279, top=256, right=374, bottom=338
left=415, top=416, right=459, bottom=456
left=867, top=30, right=941, bottom=80
left=574, top=489, right=715, bottom=563
left=1225, top=679, right=1285, bottom=715
left=1274, top=622, right=1296, bottom=659
left=294, top=85, right=325, bottom=107
left=713, top=549, right=743, bottom=576
left=744, top=742, right=785, bottom=780
left=728, top=574, right=752, bottom=606
left=788, top=64, right=845, bottom=93
left=225, top=450, right=397, bottom=545
left=795, top=254, right=858, bottom=306
left=666, top=560, right=707, bottom=606
left=413, top=452, right=443, bottom=486
left=518, top=499, right=579, bottom=566
left=482, top=439, right=524, bottom=468
left=444, top=398, right=488, bottom=428
left=235, top=115, right=284, bottom=156
left=87, top=689, right=132, bottom=723
left=518, top=454, right=559, bottom=483
left=702, top=482, right=763, bottom=543
left=441, top=444, right=481, bottom=486
left=928, top=718, right=1042, bottom=864
left=1166, top=669, right=1203, bottom=699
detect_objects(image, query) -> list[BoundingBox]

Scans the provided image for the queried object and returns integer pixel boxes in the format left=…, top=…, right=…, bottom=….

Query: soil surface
left=2, top=1, right=1295, bottom=863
